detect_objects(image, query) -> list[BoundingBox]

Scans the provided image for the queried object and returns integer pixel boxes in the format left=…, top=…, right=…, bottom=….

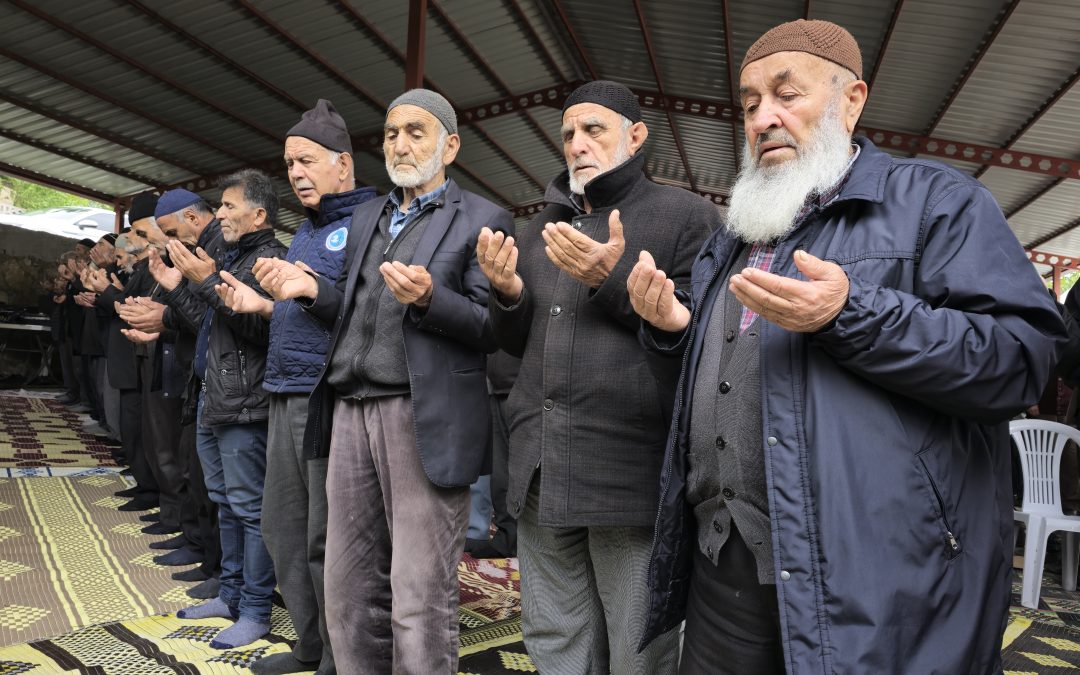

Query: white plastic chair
left=1010, top=419, right=1080, bottom=608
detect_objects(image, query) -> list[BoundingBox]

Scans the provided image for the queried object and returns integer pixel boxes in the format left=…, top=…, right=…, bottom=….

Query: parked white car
left=0, top=206, right=122, bottom=241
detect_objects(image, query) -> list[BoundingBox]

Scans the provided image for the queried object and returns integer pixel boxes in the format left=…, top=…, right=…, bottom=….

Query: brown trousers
left=324, top=395, right=469, bottom=675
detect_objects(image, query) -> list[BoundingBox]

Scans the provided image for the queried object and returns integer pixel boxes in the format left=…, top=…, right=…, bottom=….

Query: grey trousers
left=263, top=393, right=333, bottom=670
left=518, top=479, right=680, bottom=675
left=324, top=395, right=470, bottom=675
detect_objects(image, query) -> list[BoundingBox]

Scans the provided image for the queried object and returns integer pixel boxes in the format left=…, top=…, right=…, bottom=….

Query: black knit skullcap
left=128, top=191, right=158, bottom=222
left=78, top=238, right=95, bottom=248
left=100, top=233, right=117, bottom=245
left=562, top=80, right=642, bottom=123
left=287, top=99, right=352, bottom=155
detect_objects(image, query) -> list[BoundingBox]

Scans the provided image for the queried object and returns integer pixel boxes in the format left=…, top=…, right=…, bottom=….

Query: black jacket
left=196, top=227, right=286, bottom=426
left=490, top=152, right=718, bottom=527
left=303, top=179, right=512, bottom=487
left=96, top=259, right=156, bottom=390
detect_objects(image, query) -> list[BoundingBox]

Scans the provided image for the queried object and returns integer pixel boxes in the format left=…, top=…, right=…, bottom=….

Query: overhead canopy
left=0, top=0, right=1077, bottom=267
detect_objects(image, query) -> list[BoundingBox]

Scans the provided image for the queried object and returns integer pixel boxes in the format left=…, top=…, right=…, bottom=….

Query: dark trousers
left=79, top=354, right=99, bottom=415
left=59, top=337, right=80, bottom=400
left=141, top=357, right=185, bottom=525
left=263, top=393, right=332, bottom=668
left=680, top=526, right=785, bottom=675
left=490, top=393, right=516, bottom=556
left=178, top=419, right=221, bottom=576
left=121, top=388, right=158, bottom=502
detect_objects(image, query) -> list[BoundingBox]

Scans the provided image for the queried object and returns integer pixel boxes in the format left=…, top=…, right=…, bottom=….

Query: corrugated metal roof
left=1007, top=179, right=1080, bottom=244
left=932, top=0, right=1080, bottom=146
left=0, top=0, right=1075, bottom=258
left=860, top=0, right=1006, bottom=132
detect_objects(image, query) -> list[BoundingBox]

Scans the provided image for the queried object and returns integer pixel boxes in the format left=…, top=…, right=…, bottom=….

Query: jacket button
left=725, top=329, right=735, bottom=342
left=722, top=487, right=735, bottom=499
left=550, top=305, right=562, bottom=316
left=513, top=499, right=521, bottom=511
left=767, top=436, right=778, bottom=446
left=573, top=221, right=582, bottom=229
left=719, top=381, right=731, bottom=394
left=706, top=545, right=713, bottom=557
left=713, top=520, right=723, bottom=533
left=780, top=570, right=791, bottom=581
left=715, top=436, right=726, bottom=449
left=543, top=398, right=554, bottom=411
left=220, top=369, right=227, bottom=375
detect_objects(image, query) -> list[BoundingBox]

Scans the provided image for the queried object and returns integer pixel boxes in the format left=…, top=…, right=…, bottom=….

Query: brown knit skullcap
left=741, top=20, right=863, bottom=79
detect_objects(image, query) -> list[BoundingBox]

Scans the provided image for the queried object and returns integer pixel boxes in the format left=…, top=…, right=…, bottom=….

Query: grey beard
left=725, top=104, right=853, bottom=245
left=568, top=135, right=633, bottom=196
left=386, top=138, right=446, bottom=189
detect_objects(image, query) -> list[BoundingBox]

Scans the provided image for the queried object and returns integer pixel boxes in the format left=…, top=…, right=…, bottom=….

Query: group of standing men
left=45, top=17, right=1070, bottom=675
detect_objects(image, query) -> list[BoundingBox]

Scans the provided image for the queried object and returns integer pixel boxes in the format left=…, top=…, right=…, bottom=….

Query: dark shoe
left=250, top=652, right=320, bottom=674
left=118, top=499, right=158, bottom=512
left=150, top=534, right=188, bottom=549
left=465, top=541, right=507, bottom=559
left=142, top=522, right=181, bottom=536
left=154, top=547, right=203, bottom=566
left=139, top=512, right=160, bottom=522
left=55, top=395, right=77, bottom=405
left=172, top=566, right=211, bottom=582
left=119, top=468, right=133, bottom=476
left=68, top=403, right=91, bottom=413
left=114, top=487, right=137, bottom=498
left=186, top=576, right=220, bottom=599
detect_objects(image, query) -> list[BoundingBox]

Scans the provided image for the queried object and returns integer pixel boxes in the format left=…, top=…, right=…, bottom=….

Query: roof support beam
left=0, top=90, right=206, bottom=177
left=330, top=1, right=546, bottom=196
left=10, top=0, right=282, bottom=146
left=504, top=0, right=568, bottom=82
left=721, top=0, right=742, bottom=172
left=924, top=0, right=1020, bottom=136
left=550, top=0, right=599, bottom=80
left=0, top=160, right=116, bottom=204
left=512, top=187, right=729, bottom=219
left=405, top=0, right=428, bottom=89
left=632, top=0, right=697, bottom=192
left=427, top=0, right=562, bottom=159
left=0, top=128, right=158, bottom=187
left=867, top=0, right=906, bottom=91
left=804, top=0, right=812, bottom=19
left=1026, top=216, right=1080, bottom=250
left=123, top=0, right=308, bottom=112
left=0, top=46, right=245, bottom=167
left=1027, top=248, right=1080, bottom=272
left=974, top=67, right=1080, bottom=180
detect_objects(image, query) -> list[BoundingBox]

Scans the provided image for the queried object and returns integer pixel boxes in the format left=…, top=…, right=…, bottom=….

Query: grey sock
left=176, top=597, right=236, bottom=620
left=250, top=652, right=320, bottom=674
left=211, top=616, right=270, bottom=649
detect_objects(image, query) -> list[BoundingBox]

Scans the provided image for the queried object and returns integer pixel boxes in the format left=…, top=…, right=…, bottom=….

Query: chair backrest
left=1010, top=419, right=1080, bottom=516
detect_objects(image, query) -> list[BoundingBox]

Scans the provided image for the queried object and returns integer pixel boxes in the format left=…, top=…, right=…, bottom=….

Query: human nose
left=748, top=97, right=783, bottom=136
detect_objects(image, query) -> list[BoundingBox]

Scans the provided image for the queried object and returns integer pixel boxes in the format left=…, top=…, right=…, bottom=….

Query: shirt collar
left=388, top=178, right=449, bottom=214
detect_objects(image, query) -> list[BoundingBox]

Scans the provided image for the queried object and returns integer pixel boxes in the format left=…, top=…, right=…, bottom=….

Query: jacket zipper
left=644, top=254, right=720, bottom=607
left=238, top=347, right=249, bottom=394
left=917, top=456, right=961, bottom=556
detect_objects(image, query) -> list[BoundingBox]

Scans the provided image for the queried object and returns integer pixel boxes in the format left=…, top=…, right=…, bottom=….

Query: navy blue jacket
left=640, top=138, right=1066, bottom=673
left=263, top=186, right=378, bottom=393
left=302, top=179, right=513, bottom=487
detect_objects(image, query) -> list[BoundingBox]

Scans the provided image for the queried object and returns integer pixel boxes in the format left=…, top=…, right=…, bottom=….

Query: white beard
left=386, top=137, right=446, bottom=189
left=568, top=133, right=633, bottom=195
left=725, top=101, right=853, bottom=244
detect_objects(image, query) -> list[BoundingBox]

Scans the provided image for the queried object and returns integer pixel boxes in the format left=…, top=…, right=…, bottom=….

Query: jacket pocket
left=916, top=452, right=963, bottom=561
left=218, top=351, right=244, bottom=398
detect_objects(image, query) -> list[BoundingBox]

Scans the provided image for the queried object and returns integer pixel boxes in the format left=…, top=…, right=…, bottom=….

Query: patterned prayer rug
left=0, top=470, right=532, bottom=672
left=0, top=394, right=117, bottom=468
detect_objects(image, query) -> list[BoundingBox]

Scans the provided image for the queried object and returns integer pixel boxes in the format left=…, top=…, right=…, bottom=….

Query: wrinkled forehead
left=284, top=135, right=332, bottom=159
left=561, top=102, right=621, bottom=132
left=385, top=104, right=441, bottom=133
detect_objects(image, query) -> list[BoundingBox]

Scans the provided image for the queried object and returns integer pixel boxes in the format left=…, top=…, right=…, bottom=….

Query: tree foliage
left=2, top=177, right=106, bottom=212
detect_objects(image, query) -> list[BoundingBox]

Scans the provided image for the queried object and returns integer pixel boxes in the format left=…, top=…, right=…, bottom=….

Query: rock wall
left=0, top=223, right=73, bottom=307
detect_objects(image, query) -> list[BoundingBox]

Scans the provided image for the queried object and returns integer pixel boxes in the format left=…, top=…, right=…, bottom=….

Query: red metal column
left=113, top=201, right=126, bottom=234
left=405, top=0, right=428, bottom=89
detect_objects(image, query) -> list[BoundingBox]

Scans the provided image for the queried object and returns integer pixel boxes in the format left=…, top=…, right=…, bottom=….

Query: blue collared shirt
left=387, top=179, right=449, bottom=241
